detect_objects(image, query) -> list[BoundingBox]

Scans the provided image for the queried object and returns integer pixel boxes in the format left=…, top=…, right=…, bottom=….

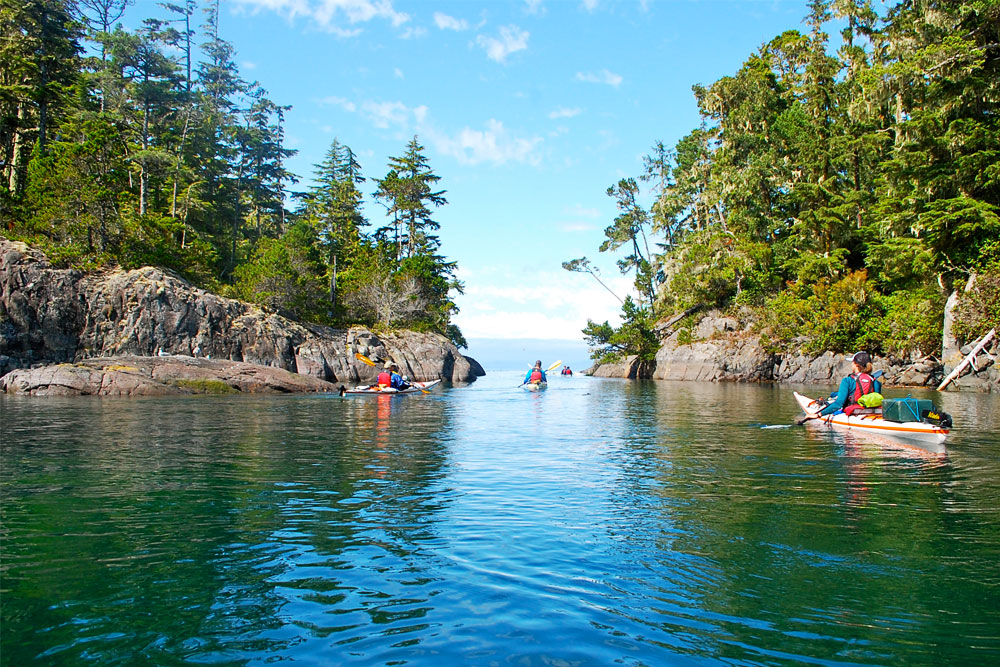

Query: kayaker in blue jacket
left=388, top=363, right=409, bottom=390
left=818, top=352, right=882, bottom=416
left=524, top=360, right=547, bottom=385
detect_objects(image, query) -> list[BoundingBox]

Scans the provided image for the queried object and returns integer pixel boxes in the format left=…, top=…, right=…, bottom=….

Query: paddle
left=795, top=397, right=827, bottom=425
left=354, top=352, right=430, bottom=394
left=517, top=360, right=563, bottom=387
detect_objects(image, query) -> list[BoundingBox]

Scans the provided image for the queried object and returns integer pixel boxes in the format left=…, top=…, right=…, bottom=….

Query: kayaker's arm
left=820, top=376, right=854, bottom=416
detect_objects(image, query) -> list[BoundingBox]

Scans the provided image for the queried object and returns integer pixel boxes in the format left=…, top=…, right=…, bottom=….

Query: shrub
left=952, top=271, right=1000, bottom=345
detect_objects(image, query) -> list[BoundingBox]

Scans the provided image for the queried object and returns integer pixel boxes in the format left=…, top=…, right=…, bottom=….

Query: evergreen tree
left=299, top=138, right=367, bottom=310
left=374, top=136, right=446, bottom=260
left=0, top=0, right=82, bottom=196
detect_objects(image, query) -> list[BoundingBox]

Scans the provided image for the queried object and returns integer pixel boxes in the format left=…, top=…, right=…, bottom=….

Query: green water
left=2, top=373, right=998, bottom=665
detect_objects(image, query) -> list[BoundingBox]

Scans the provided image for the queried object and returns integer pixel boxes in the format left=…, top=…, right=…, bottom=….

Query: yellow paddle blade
left=546, top=360, right=563, bottom=372
left=355, top=352, right=376, bottom=366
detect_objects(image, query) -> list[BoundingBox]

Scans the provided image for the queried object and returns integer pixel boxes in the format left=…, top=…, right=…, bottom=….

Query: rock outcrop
left=0, top=355, right=337, bottom=396
left=0, top=237, right=484, bottom=387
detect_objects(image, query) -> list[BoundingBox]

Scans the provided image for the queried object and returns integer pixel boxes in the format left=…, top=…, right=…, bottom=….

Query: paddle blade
left=546, top=360, right=563, bottom=372
left=355, top=352, right=376, bottom=366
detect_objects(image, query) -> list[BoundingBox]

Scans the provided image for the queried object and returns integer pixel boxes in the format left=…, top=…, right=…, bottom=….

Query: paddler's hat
left=850, top=351, right=871, bottom=366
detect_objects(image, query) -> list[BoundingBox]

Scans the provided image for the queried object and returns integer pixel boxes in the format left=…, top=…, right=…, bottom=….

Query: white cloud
left=400, top=25, right=427, bottom=39
left=524, top=0, right=545, bottom=15
left=565, top=204, right=601, bottom=218
left=331, top=26, right=363, bottom=37
left=581, top=0, right=599, bottom=12
left=548, top=107, right=582, bottom=119
left=575, top=69, right=623, bottom=87
left=312, top=98, right=542, bottom=165
left=232, top=0, right=410, bottom=33
left=453, top=266, right=630, bottom=340
left=427, top=119, right=542, bottom=166
left=394, top=67, right=404, bottom=78
left=434, top=12, right=468, bottom=30
left=242, top=60, right=257, bottom=70
left=361, top=100, right=411, bottom=129
left=558, top=222, right=595, bottom=232
left=476, top=25, right=529, bottom=63
left=319, top=95, right=357, bottom=112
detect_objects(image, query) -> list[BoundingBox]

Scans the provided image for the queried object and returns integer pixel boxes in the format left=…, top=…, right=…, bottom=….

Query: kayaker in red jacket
left=817, top=352, right=882, bottom=416
left=524, top=360, right=547, bottom=385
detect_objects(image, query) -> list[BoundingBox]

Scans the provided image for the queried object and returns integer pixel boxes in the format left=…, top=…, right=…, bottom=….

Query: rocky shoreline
left=0, top=238, right=484, bottom=396
left=589, top=309, right=998, bottom=392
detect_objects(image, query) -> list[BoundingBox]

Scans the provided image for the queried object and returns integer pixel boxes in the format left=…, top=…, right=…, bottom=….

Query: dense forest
left=569, top=0, right=999, bottom=363
left=1, top=0, right=465, bottom=346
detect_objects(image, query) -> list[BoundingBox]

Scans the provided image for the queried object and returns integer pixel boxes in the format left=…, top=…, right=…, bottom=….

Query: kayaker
left=524, top=360, right=547, bottom=385
left=388, top=363, right=409, bottom=391
left=816, top=351, right=882, bottom=417
left=561, top=366, right=572, bottom=376
left=375, top=364, right=392, bottom=390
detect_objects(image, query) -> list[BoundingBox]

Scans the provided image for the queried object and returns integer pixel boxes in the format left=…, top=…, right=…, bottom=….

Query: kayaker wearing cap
left=388, top=363, right=409, bottom=390
left=816, top=351, right=882, bottom=417
left=524, top=360, right=547, bottom=385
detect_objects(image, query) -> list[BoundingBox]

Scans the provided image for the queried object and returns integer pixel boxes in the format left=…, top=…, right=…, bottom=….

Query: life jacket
left=529, top=368, right=544, bottom=383
left=851, top=372, right=875, bottom=403
left=377, top=371, right=391, bottom=387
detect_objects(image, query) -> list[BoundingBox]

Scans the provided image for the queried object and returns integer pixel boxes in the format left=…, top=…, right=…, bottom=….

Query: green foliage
left=661, top=230, right=777, bottom=311
left=582, top=297, right=659, bottom=363
left=758, top=272, right=945, bottom=358
left=952, top=271, right=1000, bottom=344
left=2, top=2, right=465, bottom=344
left=230, top=223, right=327, bottom=321
left=758, top=271, right=876, bottom=354
left=574, top=0, right=999, bottom=361
left=861, top=288, right=946, bottom=360
left=172, top=379, right=238, bottom=394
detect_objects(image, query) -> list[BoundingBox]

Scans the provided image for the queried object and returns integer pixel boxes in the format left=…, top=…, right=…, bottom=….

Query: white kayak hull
left=340, top=379, right=441, bottom=396
left=794, top=392, right=948, bottom=445
left=523, top=381, right=547, bottom=392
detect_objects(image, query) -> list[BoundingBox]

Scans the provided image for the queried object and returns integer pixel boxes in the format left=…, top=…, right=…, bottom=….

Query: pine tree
left=0, top=0, right=82, bottom=196
left=300, top=138, right=367, bottom=309
left=374, top=136, right=446, bottom=260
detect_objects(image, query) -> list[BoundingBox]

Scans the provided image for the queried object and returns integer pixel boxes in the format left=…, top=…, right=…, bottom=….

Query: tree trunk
left=170, top=106, right=192, bottom=218
left=140, top=99, right=150, bottom=215
left=7, top=104, right=25, bottom=194
left=330, top=254, right=337, bottom=310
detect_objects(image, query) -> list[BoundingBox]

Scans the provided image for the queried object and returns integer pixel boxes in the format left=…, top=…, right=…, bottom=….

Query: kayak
left=339, top=379, right=441, bottom=396
left=794, top=392, right=948, bottom=445
left=523, top=381, right=547, bottom=392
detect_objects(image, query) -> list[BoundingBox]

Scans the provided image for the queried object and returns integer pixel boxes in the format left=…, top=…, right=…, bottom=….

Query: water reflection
left=2, top=378, right=999, bottom=665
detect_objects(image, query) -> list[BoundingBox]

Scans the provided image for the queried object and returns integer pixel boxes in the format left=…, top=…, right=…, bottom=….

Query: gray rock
left=0, top=237, right=484, bottom=386
left=0, top=355, right=337, bottom=396
left=588, top=306, right=996, bottom=392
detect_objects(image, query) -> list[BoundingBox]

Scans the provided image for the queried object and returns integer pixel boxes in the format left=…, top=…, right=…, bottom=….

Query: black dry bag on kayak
left=920, top=408, right=953, bottom=428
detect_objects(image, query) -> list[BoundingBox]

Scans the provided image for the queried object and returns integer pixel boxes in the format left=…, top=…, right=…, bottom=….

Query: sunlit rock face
left=0, top=237, right=484, bottom=386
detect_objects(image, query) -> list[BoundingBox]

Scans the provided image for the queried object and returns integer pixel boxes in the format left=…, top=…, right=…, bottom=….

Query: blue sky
left=131, top=0, right=814, bottom=364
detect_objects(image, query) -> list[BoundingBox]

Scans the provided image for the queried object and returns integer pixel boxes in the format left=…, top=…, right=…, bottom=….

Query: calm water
left=2, top=372, right=999, bottom=666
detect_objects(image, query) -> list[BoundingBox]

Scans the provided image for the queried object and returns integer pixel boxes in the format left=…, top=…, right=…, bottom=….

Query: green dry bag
left=857, top=392, right=883, bottom=408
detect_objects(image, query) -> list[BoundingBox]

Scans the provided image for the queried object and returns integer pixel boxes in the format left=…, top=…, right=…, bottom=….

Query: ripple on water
left=2, top=380, right=1000, bottom=664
